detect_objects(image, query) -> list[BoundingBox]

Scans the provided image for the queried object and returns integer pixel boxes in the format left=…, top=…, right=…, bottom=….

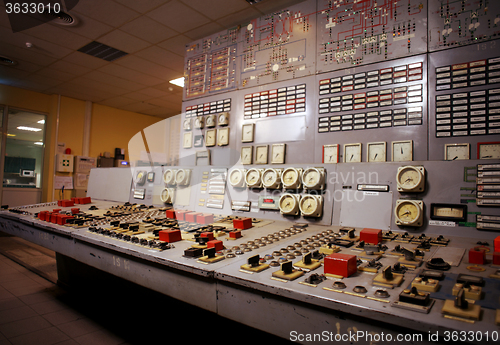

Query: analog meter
left=262, top=168, right=282, bottom=189
left=395, top=199, right=423, bottom=227
left=281, top=167, right=303, bottom=189
left=299, top=195, right=323, bottom=217
left=302, top=167, right=325, bottom=190
left=279, top=193, right=300, bottom=215
left=245, top=168, right=263, bottom=188
left=396, top=166, right=425, bottom=192
left=229, top=169, right=247, bottom=188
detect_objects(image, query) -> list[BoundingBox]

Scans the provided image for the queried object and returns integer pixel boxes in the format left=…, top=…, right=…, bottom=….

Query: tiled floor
left=0, top=233, right=291, bottom=344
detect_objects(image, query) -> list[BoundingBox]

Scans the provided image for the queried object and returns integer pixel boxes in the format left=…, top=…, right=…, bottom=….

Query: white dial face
left=395, top=200, right=422, bottom=226
left=255, top=146, right=268, bottom=164
left=368, top=142, right=386, bottom=162
left=271, top=144, right=285, bottom=164
left=205, top=129, right=216, bottom=147
left=176, top=170, right=185, bottom=183
left=344, top=144, right=362, bottom=162
left=279, top=194, right=298, bottom=215
left=245, top=169, right=261, bottom=187
left=183, top=119, right=192, bottom=131
left=217, top=128, right=229, bottom=146
left=397, top=167, right=422, bottom=190
left=445, top=144, right=469, bottom=160
left=302, top=168, right=323, bottom=189
left=229, top=170, right=244, bottom=186
left=160, top=188, right=170, bottom=203
left=206, top=115, right=215, bottom=127
left=392, top=141, right=413, bottom=162
left=262, top=169, right=280, bottom=188
left=163, top=170, right=175, bottom=184
left=240, top=147, right=252, bottom=164
left=282, top=168, right=300, bottom=188
left=323, top=145, right=339, bottom=163
left=242, top=124, right=254, bottom=142
left=479, top=143, right=500, bottom=159
left=299, top=195, right=322, bottom=217
left=194, top=117, right=204, bottom=129
left=218, top=112, right=229, bottom=125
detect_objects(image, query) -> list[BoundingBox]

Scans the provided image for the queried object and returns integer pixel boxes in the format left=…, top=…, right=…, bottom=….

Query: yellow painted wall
left=89, top=104, right=161, bottom=161
left=0, top=84, right=163, bottom=203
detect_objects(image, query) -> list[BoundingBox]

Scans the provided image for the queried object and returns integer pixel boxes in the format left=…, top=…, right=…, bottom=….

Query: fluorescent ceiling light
left=7, top=134, right=15, bottom=137
left=169, top=77, right=184, bottom=87
left=37, top=119, right=45, bottom=124
left=34, top=142, right=43, bottom=145
left=17, top=126, right=42, bottom=132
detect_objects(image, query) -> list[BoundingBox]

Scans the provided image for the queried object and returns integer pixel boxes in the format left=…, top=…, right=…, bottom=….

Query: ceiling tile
left=84, top=70, right=147, bottom=92
left=0, top=27, right=73, bottom=59
left=72, top=0, right=140, bottom=28
left=114, top=0, right=169, bottom=14
left=146, top=0, right=210, bottom=33
left=180, top=0, right=250, bottom=20
left=23, top=23, right=91, bottom=50
left=216, top=7, right=262, bottom=28
left=184, top=22, right=225, bottom=40
left=61, top=12, right=114, bottom=40
left=97, top=30, right=152, bottom=54
left=253, top=0, right=305, bottom=15
left=34, top=68, right=79, bottom=82
left=98, top=96, right=137, bottom=108
left=0, top=66, right=30, bottom=81
left=48, top=60, right=92, bottom=76
left=121, top=91, right=155, bottom=101
left=69, top=76, right=131, bottom=95
left=120, top=101, right=160, bottom=113
left=114, top=55, right=179, bottom=80
left=120, top=16, right=178, bottom=44
left=98, top=63, right=165, bottom=86
left=134, top=46, right=184, bottom=72
left=62, top=51, right=110, bottom=70
left=0, top=42, right=57, bottom=67
left=157, top=34, right=191, bottom=57
left=138, top=87, right=169, bottom=98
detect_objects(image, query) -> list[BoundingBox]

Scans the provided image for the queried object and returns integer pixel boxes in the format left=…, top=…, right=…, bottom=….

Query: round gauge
left=160, top=188, right=172, bottom=203
left=206, top=115, right=216, bottom=128
left=194, top=117, right=204, bottom=129
left=218, top=112, right=229, bottom=126
left=302, top=167, right=325, bottom=190
left=245, top=168, right=262, bottom=188
left=396, top=166, right=425, bottom=192
left=395, top=200, right=423, bottom=226
left=281, top=167, right=302, bottom=189
left=229, top=169, right=246, bottom=188
left=183, top=119, right=192, bottom=131
left=262, top=168, right=281, bottom=189
left=134, top=171, right=146, bottom=185
left=299, top=195, right=323, bottom=217
left=163, top=169, right=176, bottom=185
left=279, top=193, right=299, bottom=215
left=175, top=169, right=190, bottom=186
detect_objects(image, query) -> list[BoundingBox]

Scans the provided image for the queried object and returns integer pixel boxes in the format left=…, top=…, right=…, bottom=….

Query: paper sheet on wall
left=54, top=176, right=73, bottom=190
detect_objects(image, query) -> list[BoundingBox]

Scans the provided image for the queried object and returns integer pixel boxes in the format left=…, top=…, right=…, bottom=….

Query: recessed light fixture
left=169, top=77, right=184, bottom=88
left=37, top=119, right=45, bottom=124
left=0, top=55, right=17, bottom=66
left=34, top=142, right=43, bottom=145
left=7, top=134, right=15, bottom=137
left=17, top=126, right=42, bottom=132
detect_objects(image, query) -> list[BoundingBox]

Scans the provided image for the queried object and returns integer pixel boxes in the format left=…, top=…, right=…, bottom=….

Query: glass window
left=3, top=109, right=46, bottom=188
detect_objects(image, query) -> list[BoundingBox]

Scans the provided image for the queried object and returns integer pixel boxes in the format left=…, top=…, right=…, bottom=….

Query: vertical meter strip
left=140, top=130, right=154, bottom=169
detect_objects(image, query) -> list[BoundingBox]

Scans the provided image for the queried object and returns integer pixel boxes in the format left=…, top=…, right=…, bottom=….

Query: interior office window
left=4, top=109, right=46, bottom=188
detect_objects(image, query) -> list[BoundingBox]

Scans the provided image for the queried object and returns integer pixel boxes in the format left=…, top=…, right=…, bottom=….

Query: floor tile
left=57, top=318, right=100, bottom=338
left=0, top=305, right=37, bottom=325
left=0, top=315, right=52, bottom=339
left=73, top=330, right=124, bottom=345
left=43, top=309, right=84, bottom=326
left=29, top=299, right=68, bottom=315
left=8, top=327, right=69, bottom=345
left=0, top=298, right=24, bottom=312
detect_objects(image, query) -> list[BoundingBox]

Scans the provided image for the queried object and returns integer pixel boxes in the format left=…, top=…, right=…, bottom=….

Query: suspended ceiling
left=0, top=0, right=304, bottom=119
